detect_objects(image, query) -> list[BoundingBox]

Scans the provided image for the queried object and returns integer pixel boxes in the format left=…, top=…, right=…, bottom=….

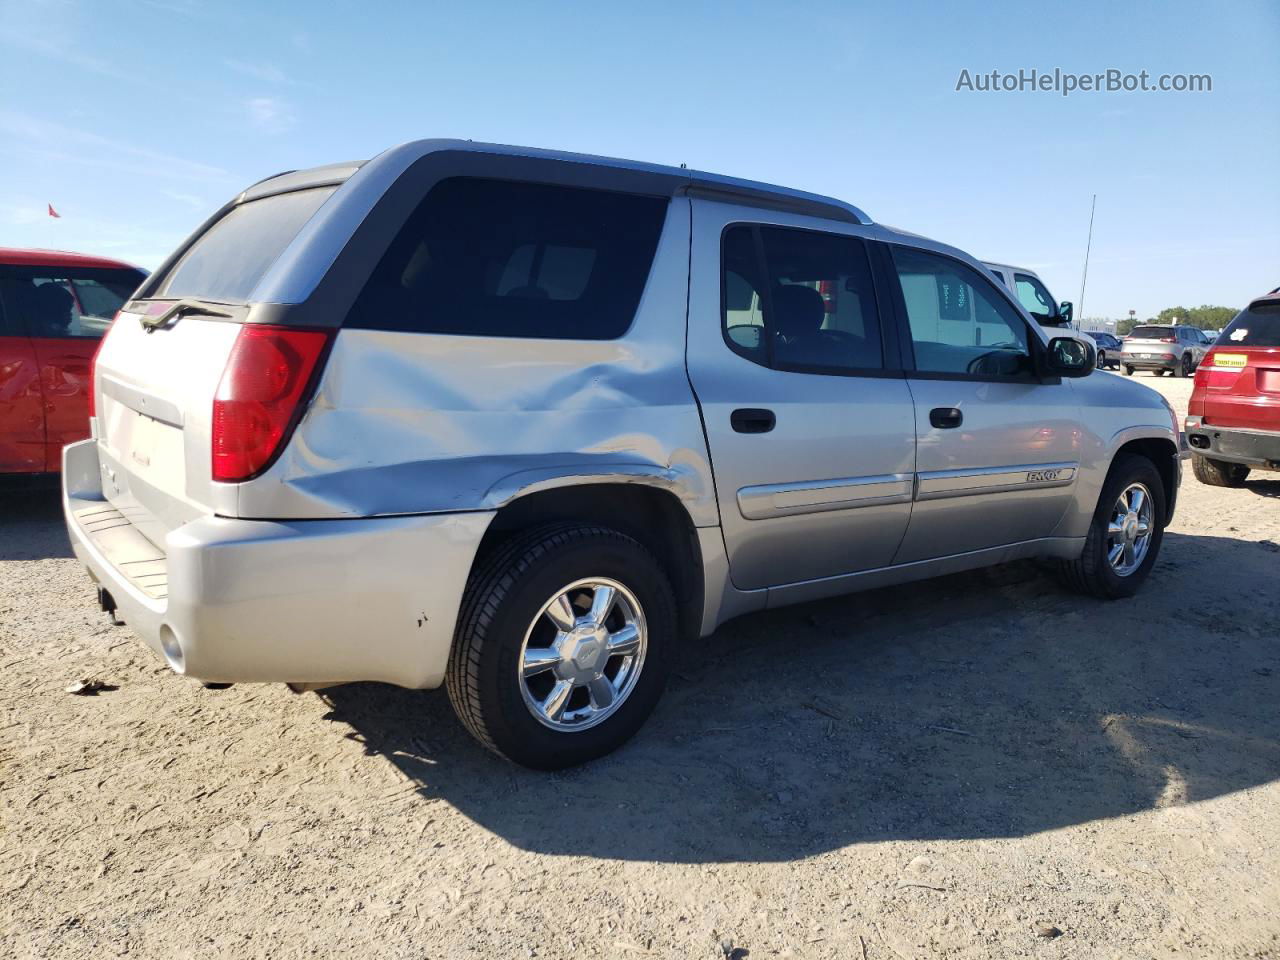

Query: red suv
left=1, top=249, right=146, bottom=477
left=1185, top=289, right=1280, bottom=486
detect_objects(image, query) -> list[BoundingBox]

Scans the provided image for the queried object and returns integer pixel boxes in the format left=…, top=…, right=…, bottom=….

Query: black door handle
left=731, top=408, right=776, bottom=434
left=929, top=407, right=963, bottom=429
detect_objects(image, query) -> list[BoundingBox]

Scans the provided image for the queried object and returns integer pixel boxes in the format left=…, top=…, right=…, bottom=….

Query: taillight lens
left=211, top=325, right=331, bottom=483
left=1197, top=349, right=1247, bottom=389
left=88, top=313, right=121, bottom=418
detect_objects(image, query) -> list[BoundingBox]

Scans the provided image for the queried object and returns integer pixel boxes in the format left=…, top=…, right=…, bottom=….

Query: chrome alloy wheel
left=518, top=578, right=648, bottom=731
left=1106, top=482, right=1154, bottom=576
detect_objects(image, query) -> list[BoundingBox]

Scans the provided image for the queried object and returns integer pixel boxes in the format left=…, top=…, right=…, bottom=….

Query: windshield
left=1219, top=303, right=1280, bottom=347
left=154, top=186, right=335, bottom=302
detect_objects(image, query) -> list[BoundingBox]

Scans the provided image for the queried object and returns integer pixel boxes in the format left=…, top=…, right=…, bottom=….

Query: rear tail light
left=212, top=325, right=332, bottom=483
left=1159, top=337, right=1176, bottom=343
left=1197, top=349, right=1247, bottom=389
left=88, top=313, right=122, bottom=418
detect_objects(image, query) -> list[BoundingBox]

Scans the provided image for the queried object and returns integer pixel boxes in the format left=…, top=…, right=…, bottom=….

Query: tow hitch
left=97, top=587, right=123, bottom=626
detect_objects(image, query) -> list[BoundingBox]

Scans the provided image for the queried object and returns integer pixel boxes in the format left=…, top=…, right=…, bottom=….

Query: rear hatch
left=1122, top=325, right=1178, bottom=361
left=92, top=185, right=338, bottom=547
left=1190, top=301, right=1280, bottom=431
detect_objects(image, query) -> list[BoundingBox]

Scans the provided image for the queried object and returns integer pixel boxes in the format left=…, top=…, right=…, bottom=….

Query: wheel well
left=475, top=484, right=704, bottom=642
left=1114, top=438, right=1179, bottom=523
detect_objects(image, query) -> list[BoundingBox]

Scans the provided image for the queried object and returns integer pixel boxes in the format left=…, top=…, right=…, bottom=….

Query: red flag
left=48, top=203, right=61, bottom=218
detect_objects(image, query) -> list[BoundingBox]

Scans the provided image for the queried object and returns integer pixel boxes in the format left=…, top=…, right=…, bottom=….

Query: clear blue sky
left=2, top=0, right=1277, bottom=320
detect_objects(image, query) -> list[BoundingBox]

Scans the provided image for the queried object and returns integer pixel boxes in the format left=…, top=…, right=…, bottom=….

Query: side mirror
left=1045, top=336, right=1094, bottom=378
left=1058, top=301, right=1074, bottom=325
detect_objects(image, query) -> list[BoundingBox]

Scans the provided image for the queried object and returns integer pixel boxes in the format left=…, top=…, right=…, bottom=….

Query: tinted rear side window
left=156, top=187, right=335, bottom=302
left=0, top=266, right=145, bottom=338
left=347, top=178, right=668, bottom=339
left=722, top=224, right=883, bottom=373
left=1220, top=303, right=1280, bottom=347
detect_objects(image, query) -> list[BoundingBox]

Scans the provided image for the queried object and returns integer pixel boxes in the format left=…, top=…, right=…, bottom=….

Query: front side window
left=1014, top=272, right=1057, bottom=321
left=721, top=224, right=883, bottom=373
left=0, top=267, right=144, bottom=339
left=892, top=246, right=1034, bottom=378
left=347, top=178, right=668, bottom=340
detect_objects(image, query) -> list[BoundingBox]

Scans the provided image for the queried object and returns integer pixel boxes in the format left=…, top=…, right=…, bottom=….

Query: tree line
left=1115, top=305, right=1238, bottom=336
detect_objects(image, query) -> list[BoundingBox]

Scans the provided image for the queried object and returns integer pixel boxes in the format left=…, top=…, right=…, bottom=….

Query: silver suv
left=1121, top=324, right=1209, bottom=377
left=64, top=140, right=1183, bottom=768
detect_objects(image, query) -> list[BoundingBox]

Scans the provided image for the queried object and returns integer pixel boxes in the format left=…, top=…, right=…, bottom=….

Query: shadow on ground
left=0, top=489, right=72, bottom=561
left=1246, top=477, right=1280, bottom=499
left=324, top=530, right=1280, bottom=863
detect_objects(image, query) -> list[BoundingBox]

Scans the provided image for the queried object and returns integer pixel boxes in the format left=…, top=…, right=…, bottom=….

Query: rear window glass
left=1128, top=326, right=1175, bottom=339
left=1220, top=303, right=1280, bottom=347
left=346, top=178, right=668, bottom=340
left=155, top=186, right=335, bottom=302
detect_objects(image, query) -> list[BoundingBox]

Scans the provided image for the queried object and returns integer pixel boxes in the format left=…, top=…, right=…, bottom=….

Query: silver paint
left=685, top=198, right=917, bottom=590
left=737, top=473, right=914, bottom=520
left=233, top=198, right=718, bottom=527
left=69, top=139, right=1183, bottom=691
left=914, top=462, right=1078, bottom=500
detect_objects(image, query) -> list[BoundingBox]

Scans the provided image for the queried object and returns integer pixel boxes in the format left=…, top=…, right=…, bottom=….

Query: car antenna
left=1076, top=193, right=1096, bottom=332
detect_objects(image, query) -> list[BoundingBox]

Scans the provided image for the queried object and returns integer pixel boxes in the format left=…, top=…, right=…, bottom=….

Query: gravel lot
left=3, top=373, right=1278, bottom=960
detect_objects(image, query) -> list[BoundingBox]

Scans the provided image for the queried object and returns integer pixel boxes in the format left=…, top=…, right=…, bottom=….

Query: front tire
left=1124, top=365, right=1135, bottom=376
left=1097, top=350, right=1107, bottom=369
left=446, top=524, right=675, bottom=769
left=1177, top=354, right=1193, bottom=378
left=1059, top=453, right=1166, bottom=600
left=1192, top=455, right=1250, bottom=487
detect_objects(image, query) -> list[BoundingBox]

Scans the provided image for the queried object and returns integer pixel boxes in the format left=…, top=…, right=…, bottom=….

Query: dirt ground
left=3, top=372, right=1278, bottom=960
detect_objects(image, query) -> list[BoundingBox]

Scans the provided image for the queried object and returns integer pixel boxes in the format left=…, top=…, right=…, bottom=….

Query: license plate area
left=130, top=411, right=157, bottom=468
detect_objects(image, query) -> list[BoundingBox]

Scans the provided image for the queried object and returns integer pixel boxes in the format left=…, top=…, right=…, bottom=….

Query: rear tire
left=1192, top=455, right=1250, bottom=487
left=446, top=523, right=675, bottom=769
left=1059, top=453, right=1166, bottom=600
left=1124, top=365, right=1135, bottom=376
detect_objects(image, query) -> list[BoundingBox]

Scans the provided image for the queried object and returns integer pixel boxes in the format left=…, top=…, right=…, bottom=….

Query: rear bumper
left=1183, top=417, right=1280, bottom=469
left=62, top=439, right=494, bottom=688
left=1121, top=354, right=1179, bottom=370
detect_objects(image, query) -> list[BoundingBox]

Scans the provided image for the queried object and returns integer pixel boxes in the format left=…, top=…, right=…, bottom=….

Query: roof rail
left=682, top=174, right=870, bottom=225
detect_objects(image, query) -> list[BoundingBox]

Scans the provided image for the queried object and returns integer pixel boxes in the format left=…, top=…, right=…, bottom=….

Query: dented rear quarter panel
left=231, top=199, right=720, bottom=528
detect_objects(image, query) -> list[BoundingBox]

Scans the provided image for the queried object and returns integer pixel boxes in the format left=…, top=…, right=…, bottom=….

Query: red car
left=1185, top=288, right=1280, bottom=486
left=0, top=249, right=146, bottom=477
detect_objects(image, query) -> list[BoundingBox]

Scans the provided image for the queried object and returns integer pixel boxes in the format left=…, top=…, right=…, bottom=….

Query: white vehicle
left=984, top=262, right=1103, bottom=367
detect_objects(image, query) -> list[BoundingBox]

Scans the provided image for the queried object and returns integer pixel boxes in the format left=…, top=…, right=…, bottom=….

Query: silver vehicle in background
left=65, top=140, right=1183, bottom=768
left=1120, top=323, right=1210, bottom=377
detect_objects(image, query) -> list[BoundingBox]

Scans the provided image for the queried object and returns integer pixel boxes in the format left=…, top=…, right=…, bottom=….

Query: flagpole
left=1076, top=194, right=1096, bottom=330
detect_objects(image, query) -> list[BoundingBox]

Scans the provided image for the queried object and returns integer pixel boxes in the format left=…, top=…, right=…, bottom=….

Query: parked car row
left=58, top=139, right=1187, bottom=768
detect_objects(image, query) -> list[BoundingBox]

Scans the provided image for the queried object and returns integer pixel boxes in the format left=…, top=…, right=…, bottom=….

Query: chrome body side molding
left=737, top=473, right=914, bottom=520
left=915, top=462, right=1078, bottom=502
